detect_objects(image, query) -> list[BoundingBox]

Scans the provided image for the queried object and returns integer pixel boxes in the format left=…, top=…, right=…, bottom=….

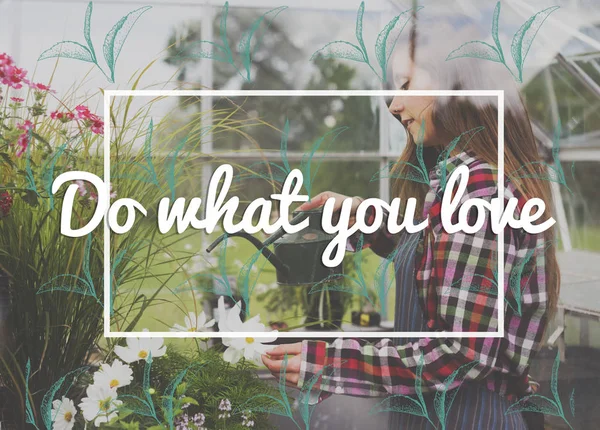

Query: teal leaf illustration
left=505, top=351, right=574, bottom=430
left=297, top=359, right=340, bottom=428
left=174, top=235, right=234, bottom=301
left=238, top=6, right=288, bottom=81
left=311, top=2, right=419, bottom=82
left=355, top=1, right=368, bottom=62
left=509, top=120, right=573, bottom=194
left=119, top=354, right=159, bottom=422
left=372, top=120, right=429, bottom=186
left=102, top=6, right=152, bottom=82
left=234, top=354, right=298, bottom=427
left=219, top=2, right=235, bottom=65
left=375, top=8, right=420, bottom=82
left=436, top=126, right=485, bottom=193
left=506, top=394, right=561, bottom=415
left=370, top=355, right=437, bottom=427
left=446, top=2, right=558, bottom=83
left=434, top=361, right=479, bottom=430
left=42, top=143, right=68, bottom=210
left=165, top=135, right=189, bottom=201
left=491, top=1, right=505, bottom=63
left=569, top=388, right=575, bottom=416
left=163, top=365, right=198, bottom=429
left=301, top=126, right=349, bottom=197
left=37, top=234, right=102, bottom=306
left=113, top=119, right=161, bottom=188
left=24, top=131, right=39, bottom=198
left=311, top=41, right=367, bottom=62
left=42, top=367, right=89, bottom=430
left=236, top=119, right=344, bottom=199
left=38, top=41, right=95, bottom=63
left=237, top=247, right=270, bottom=316
left=39, top=2, right=150, bottom=83
left=446, top=41, right=503, bottom=63
left=374, top=232, right=421, bottom=317
left=24, top=359, right=40, bottom=430
left=84, top=2, right=97, bottom=62
left=510, top=6, right=559, bottom=82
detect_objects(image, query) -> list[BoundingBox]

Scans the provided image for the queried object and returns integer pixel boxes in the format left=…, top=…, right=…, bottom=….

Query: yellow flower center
left=187, top=327, right=197, bottom=332
left=245, top=337, right=254, bottom=344
left=99, top=398, right=112, bottom=411
left=109, top=379, right=119, bottom=388
left=138, top=350, right=148, bottom=359
left=64, top=412, right=73, bottom=422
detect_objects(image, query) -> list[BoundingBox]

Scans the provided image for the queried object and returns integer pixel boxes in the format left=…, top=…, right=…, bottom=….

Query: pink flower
left=75, top=105, right=92, bottom=119
left=75, top=180, right=87, bottom=197
left=0, top=65, right=28, bottom=89
left=50, top=110, right=75, bottom=123
left=88, top=183, right=116, bottom=202
left=10, top=97, right=24, bottom=103
left=75, top=105, right=104, bottom=135
left=90, top=119, right=104, bottom=135
left=14, top=120, right=34, bottom=157
left=28, top=82, right=54, bottom=93
left=0, top=191, right=13, bottom=218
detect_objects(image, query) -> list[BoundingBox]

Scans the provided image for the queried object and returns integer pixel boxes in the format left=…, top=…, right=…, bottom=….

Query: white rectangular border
left=104, top=89, right=504, bottom=338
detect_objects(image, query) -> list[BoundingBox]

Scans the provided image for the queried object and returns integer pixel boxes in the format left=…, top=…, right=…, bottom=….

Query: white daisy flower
left=170, top=311, right=215, bottom=332
left=217, top=296, right=278, bottom=364
left=93, top=359, right=133, bottom=389
left=79, top=385, right=122, bottom=427
left=114, top=329, right=167, bottom=363
left=51, top=396, right=76, bottom=430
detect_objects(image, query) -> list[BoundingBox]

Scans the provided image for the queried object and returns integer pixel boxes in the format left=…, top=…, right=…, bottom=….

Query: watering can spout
left=206, top=232, right=290, bottom=276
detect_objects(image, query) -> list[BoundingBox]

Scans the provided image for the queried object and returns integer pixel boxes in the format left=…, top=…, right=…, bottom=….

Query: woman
left=261, top=26, right=559, bottom=429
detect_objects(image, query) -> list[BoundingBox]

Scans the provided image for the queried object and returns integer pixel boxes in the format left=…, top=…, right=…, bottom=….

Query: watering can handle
left=261, top=210, right=311, bottom=247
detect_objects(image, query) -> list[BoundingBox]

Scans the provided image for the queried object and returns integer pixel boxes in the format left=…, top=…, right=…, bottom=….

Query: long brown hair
left=389, top=56, right=560, bottom=317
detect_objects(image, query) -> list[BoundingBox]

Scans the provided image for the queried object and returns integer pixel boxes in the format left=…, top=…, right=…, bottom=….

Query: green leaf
left=434, top=361, right=479, bottom=429
left=238, top=6, right=287, bottom=81
left=42, top=367, right=89, bottom=429
left=375, top=8, right=417, bottom=82
left=437, top=126, right=485, bottom=192
left=235, top=394, right=291, bottom=417
left=281, top=119, right=291, bottom=173
left=370, top=394, right=426, bottom=416
left=510, top=6, right=559, bottom=81
left=177, top=40, right=229, bottom=62
left=102, top=5, right=152, bottom=82
left=38, top=41, right=95, bottom=62
left=569, top=388, right=575, bottom=416
left=84, top=2, right=97, bottom=62
left=311, top=41, right=366, bottom=62
left=25, top=359, right=40, bottom=430
left=355, top=1, right=368, bottom=61
left=219, top=2, right=234, bottom=64
left=505, top=394, right=560, bottom=416
left=446, top=41, right=502, bottom=63
left=491, top=1, right=504, bottom=62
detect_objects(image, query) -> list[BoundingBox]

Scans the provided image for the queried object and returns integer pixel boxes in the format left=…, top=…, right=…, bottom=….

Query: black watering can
left=206, top=208, right=343, bottom=286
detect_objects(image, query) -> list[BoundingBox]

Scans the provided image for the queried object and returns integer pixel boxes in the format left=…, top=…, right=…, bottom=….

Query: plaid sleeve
left=298, top=191, right=537, bottom=398
left=346, top=205, right=397, bottom=258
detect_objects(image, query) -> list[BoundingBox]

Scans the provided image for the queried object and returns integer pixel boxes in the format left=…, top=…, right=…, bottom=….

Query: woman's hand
left=261, top=342, right=303, bottom=388
left=297, top=191, right=363, bottom=227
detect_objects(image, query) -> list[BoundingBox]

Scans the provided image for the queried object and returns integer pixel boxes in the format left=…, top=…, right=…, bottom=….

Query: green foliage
left=446, top=2, right=559, bottom=83
left=174, top=1, right=287, bottom=82
left=505, top=350, right=575, bottom=430
left=508, top=120, right=575, bottom=194
left=370, top=357, right=480, bottom=430
left=311, top=2, right=421, bottom=83
left=39, top=2, right=151, bottom=83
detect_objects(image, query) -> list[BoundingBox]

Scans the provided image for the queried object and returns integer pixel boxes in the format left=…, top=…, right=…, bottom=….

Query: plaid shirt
left=298, top=151, right=549, bottom=402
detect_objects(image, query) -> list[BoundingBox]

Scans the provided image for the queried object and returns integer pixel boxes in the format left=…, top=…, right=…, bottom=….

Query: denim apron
left=387, top=230, right=528, bottom=429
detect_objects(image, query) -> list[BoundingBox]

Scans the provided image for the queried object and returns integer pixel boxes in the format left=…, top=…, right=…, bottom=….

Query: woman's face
left=388, top=61, right=445, bottom=147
